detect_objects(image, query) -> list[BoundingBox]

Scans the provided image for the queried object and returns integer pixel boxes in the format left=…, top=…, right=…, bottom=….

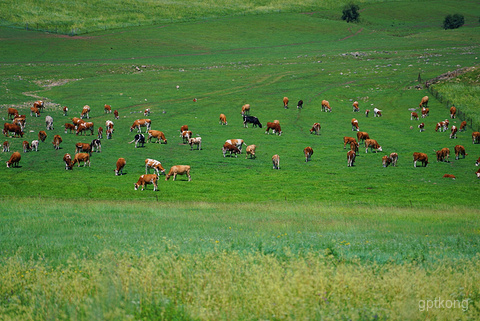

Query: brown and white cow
left=352, top=101, right=359, bottom=112
left=115, top=158, right=126, bottom=175
left=222, top=142, right=241, bottom=157
left=30, top=140, right=38, bottom=152
left=76, top=122, right=94, bottom=136
left=421, top=107, right=429, bottom=118
left=246, top=145, right=256, bottom=159
left=3, top=123, right=23, bottom=138
left=72, top=117, right=83, bottom=126
left=365, top=139, right=382, bottom=153
left=283, top=97, right=289, bottom=109
left=241, top=104, right=250, bottom=116
left=106, top=128, right=113, bottom=139
left=265, top=122, right=282, bottom=136
left=6, top=151, right=21, bottom=168
left=181, top=130, right=192, bottom=144
left=356, top=131, right=369, bottom=143
left=435, top=121, right=446, bottom=132
left=219, top=113, right=227, bottom=125
left=389, top=152, right=398, bottom=167
left=477, top=168, right=480, bottom=179
left=64, top=123, right=75, bottom=134
left=435, top=148, right=450, bottom=162
left=63, top=153, right=73, bottom=170
left=145, top=158, right=166, bottom=176
left=3, top=141, right=10, bottom=152
left=343, top=137, right=357, bottom=149
left=34, top=100, right=44, bottom=111
left=188, top=137, right=202, bottom=150
left=310, top=123, right=321, bottom=135
left=450, top=125, right=458, bottom=139
left=165, top=165, right=191, bottom=181
left=373, top=108, right=382, bottom=117
left=134, top=174, right=158, bottom=191
left=75, top=142, right=92, bottom=155
left=144, top=108, right=150, bottom=116
left=72, top=153, right=91, bottom=167
left=13, top=116, right=26, bottom=131
left=411, top=112, right=419, bottom=120
left=147, top=130, right=167, bottom=144
left=104, top=104, right=112, bottom=113
left=321, top=100, right=331, bottom=112
left=365, top=109, right=370, bottom=117
left=382, top=155, right=392, bottom=167
left=347, top=150, right=356, bottom=167
left=413, top=152, right=428, bottom=167
left=105, top=120, right=114, bottom=132
left=443, top=174, right=456, bottom=180
left=52, top=135, right=62, bottom=150
left=225, top=139, right=247, bottom=153
left=418, top=122, right=425, bottom=132
left=22, top=140, right=30, bottom=153
left=130, top=119, right=151, bottom=133
left=472, top=132, right=480, bottom=144
left=80, top=105, right=90, bottom=119
left=304, top=146, right=313, bottom=162
left=450, top=106, right=456, bottom=119
left=30, top=107, right=40, bottom=117
left=63, top=106, right=68, bottom=116
left=272, top=154, right=280, bottom=169
left=454, top=145, right=467, bottom=160
left=351, top=118, right=359, bottom=131
left=114, top=110, right=119, bottom=119
left=97, top=127, right=103, bottom=139
left=460, top=121, right=467, bottom=132
left=419, top=96, right=429, bottom=108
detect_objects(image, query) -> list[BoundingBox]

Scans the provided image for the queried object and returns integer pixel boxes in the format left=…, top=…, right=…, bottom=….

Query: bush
left=443, top=14, right=465, bottom=30
left=341, top=3, right=360, bottom=23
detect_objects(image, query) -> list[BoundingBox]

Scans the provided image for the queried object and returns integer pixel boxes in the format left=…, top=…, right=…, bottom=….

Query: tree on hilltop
left=342, top=3, right=360, bottom=23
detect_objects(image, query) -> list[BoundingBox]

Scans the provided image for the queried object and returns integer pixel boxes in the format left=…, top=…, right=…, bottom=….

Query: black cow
left=90, top=139, right=102, bottom=152
left=129, top=134, right=145, bottom=148
left=297, top=100, right=303, bottom=109
left=243, top=115, right=262, bottom=128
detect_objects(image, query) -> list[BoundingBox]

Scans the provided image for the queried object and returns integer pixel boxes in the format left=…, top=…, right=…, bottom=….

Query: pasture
left=1, top=0, right=480, bottom=319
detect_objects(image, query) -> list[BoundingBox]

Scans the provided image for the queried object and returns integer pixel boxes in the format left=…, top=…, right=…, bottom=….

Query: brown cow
left=180, top=125, right=189, bottom=134
left=477, top=168, right=480, bottom=179
left=347, top=150, right=356, bottom=167
left=22, top=140, right=30, bottom=153
left=351, top=118, right=359, bottom=131
left=98, top=127, right=103, bottom=139
left=34, top=100, right=44, bottom=111
left=472, top=132, right=480, bottom=144
left=3, top=123, right=23, bottom=137
left=421, top=107, right=429, bottom=118
left=13, top=116, right=26, bottom=131
left=106, top=128, right=113, bottom=139
left=63, top=106, right=68, bottom=116
left=147, top=130, right=167, bottom=144
left=435, top=148, right=450, bottom=162
left=225, top=139, right=246, bottom=153
left=64, top=123, right=75, bottom=133
left=3, top=141, right=10, bottom=152
left=413, top=152, right=428, bottom=167
left=389, top=152, right=398, bottom=167
left=382, top=155, right=392, bottom=167
left=145, top=158, right=166, bottom=176
left=443, top=174, right=456, bottom=180
left=454, top=145, right=467, bottom=160
left=144, top=108, right=150, bottom=116
left=365, top=109, right=370, bottom=117
left=246, top=145, right=256, bottom=159
left=63, top=153, right=73, bottom=170
left=80, top=105, right=90, bottom=119
left=450, top=106, right=456, bottom=119
left=450, top=125, right=458, bottom=139
left=411, top=112, right=419, bottom=120
left=76, top=122, right=94, bottom=136
left=343, top=137, right=357, bottom=149
left=365, top=139, right=382, bottom=153
left=75, top=142, right=92, bottom=155
left=356, top=131, right=369, bottom=143
left=115, top=158, right=126, bottom=175
left=321, top=100, right=331, bottom=112
left=114, top=110, right=119, bottom=119
left=283, top=97, right=289, bottom=109
left=310, top=123, right=321, bottom=135
left=134, top=174, right=158, bottom=191
left=222, top=142, right=240, bottom=158
left=37, top=130, right=47, bottom=142
left=304, top=146, right=313, bottom=162
left=460, top=121, right=467, bottom=132
left=219, top=113, right=227, bottom=125
left=476, top=157, right=480, bottom=166
left=72, top=153, right=90, bottom=167
left=435, top=121, right=446, bottom=132
left=52, top=135, right=62, bottom=150
left=241, top=104, right=250, bottom=116
left=6, top=151, right=21, bottom=168
left=419, top=96, right=429, bottom=108
left=72, top=117, right=83, bottom=126
left=104, top=104, right=112, bottom=113
left=165, top=165, right=191, bottom=181
left=352, top=101, right=359, bottom=112
left=130, top=119, right=151, bottom=133
left=265, top=122, right=282, bottom=136
left=7, top=108, right=18, bottom=119
left=30, top=107, right=40, bottom=117
left=272, top=154, right=280, bottom=169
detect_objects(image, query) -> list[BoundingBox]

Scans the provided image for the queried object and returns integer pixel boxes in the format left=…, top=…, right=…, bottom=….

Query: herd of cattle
left=3, top=95, right=480, bottom=190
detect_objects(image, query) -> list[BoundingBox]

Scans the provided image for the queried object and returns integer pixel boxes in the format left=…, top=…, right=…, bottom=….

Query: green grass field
left=1, top=1, right=480, bottom=319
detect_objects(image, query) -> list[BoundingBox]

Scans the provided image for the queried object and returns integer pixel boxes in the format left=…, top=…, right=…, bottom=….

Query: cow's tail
left=128, top=139, right=135, bottom=144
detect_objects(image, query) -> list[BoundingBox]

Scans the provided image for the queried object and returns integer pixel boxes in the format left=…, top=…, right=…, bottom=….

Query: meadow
left=1, top=0, right=480, bottom=319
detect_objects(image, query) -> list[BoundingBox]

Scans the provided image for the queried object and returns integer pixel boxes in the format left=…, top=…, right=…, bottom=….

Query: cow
left=265, top=122, right=282, bottom=135
left=180, top=125, right=189, bottom=134
left=75, top=142, right=92, bottom=155
left=349, top=140, right=359, bottom=153
left=130, top=119, right=151, bottom=133
left=134, top=174, right=158, bottom=191
left=33, top=100, right=44, bottom=112
left=411, top=112, right=419, bottom=120
left=477, top=168, right=480, bottom=179
left=3, top=141, right=9, bottom=152
left=106, top=128, right=113, bottom=139
left=365, top=109, right=370, bottom=117
left=418, top=122, right=425, bottom=132
left=80, top=105, right=90, bottom=119
left=321, top=100, right=331, bottom=112
left=104, top=104, right=112, bottom=113
left=147, top=130, right=167, bottom=144
left=222, top=142, right=241, bottom=158
left=283, top=97, right=289, bottom=109
left=181, top=130, right=192, bottom=144
left=91, top=139, right=101, bottom=153
left=13, top=116, right=26, bottom=131
left=421, top=107, right=429, bottom=118
left=225, top=139, right=247, bottom=153
left=373, top=108, right=382, bottom=117
left=413, top=152, right=428, bottom=167
left=6, top=151, right=21, bottom=168
left=72, top=153, right=91, bottom=167
left=454, top=145, right=467, bottom=160
left=105, top=120, right=114, bottom=131
left=351, top=118, right=359, bottom=131
left=22, top=140, right=30, bottom=153
left=52, top=135, right=62, bottom=150
left=297, top=100, right=303, bottom=109
left=7, top=108, right=18, bottom=119
left=304, top=146, right=313, bottom=162
left=145, top=158, right=166, bottom=176
left=443, top=119, right=450, bottom=131
left=72, top=117, right=83, bottom=126
left=472, top=132, right=480, bottom=144
left=115, top=158, right=126, bottom=176
left=243, top=115, right=262, bottom=128
left=63, top=106, right=68, bottom=116
left=460, top=121, right=467, bottom=132
left=365, top=139, right=382, bottom=153
left=76, top=121, right=94, bottom=136
left=45, top=115, right=54, bottom=130
left=443, top=174, right=456, bottom=180
left=129, top=134, right=145, bottom=148
left=450, top=106, right=456, bottom=119
left=144, top=108, right=150, bottom=116
left=30, top=107, right=40, bottom=117
left=3, top=123, right=23, bottom=138
left=98, top=127, right=103, bottom=139
left=356, top=131, right=369, bottom=143
left=352, top=101, right=359, bottom=112
left=435, top=121, right=446, bottom=132
left=347, top=150, right=356, bottom=167
left=38, top=130, right=47, bottom=143
left=343, top=137, right=357, bottom=149
left=272, top=154, right=280, bottom=169
left=450, top=125, right=458, bottom=139
left=114, top=110, right=119, bottom=119
left=382, top=155, right=392, bottom=167
left=310, top=123, right=321, bottom=135
left=31, top=140, right=39, bottom=152
left=63, top=153, right=73, bottom=170
left=389, top=152, right=398, bottom=167
left=219, top=114, right=227, bottom=125
left=246, top=144, right=256, bottom=159
left=165, top=165, right=191, bottom=181
left=476, top=157, right=480, bottom=166
left=64, top=123, right=76, bottom=133
left=188, top=137, right=202, bottom=150
left=435, top=148, right=450, bottom=162
left=419, top=96, right=429, bottom=108
left=241, top=104, right=250, bottom=116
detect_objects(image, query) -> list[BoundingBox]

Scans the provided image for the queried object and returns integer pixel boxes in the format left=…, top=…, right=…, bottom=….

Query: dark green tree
left=341, top=3, right=360, bottom=23
left=443, top=14, right=465, bottom=29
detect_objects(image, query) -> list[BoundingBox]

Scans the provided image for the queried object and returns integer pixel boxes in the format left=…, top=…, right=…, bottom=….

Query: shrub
left=443, top=14, right=465, bottom=30
left=341, top=3, right=360, bottom=23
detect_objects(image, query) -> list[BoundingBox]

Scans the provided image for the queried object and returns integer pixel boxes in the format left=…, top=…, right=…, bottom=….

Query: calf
left=31, top=140, right=39, bottom=152
left=413, top=152, right=428, bottom=167
left=347, top=150, right=356, bottom=167
left=3, top=141, right=10, bottom=152
left=188, top=137, right=202, bottom=150
left=304, top=146, right=313, bottom=162
left=134, top=174, right=158, bottom=191
left=45, top=115, right=54, bottom=130
left=145, top=158, right=166, bottom=176
left=410, top=112, right=419, bottom=120
left=243, top=115, right=262, bottom=128
left=52, top=135, right=62, bottom=150
left=351, top=118, right=359, bottom=131
left=450, top=106, right=456, bottom=119
left=6, top=151, right=21, bottom=168
left=454, top=145, right=467, bottom=160
left=180, top=125, right=189, bottom=134
left=129, top=134, right=145, bottom=148
left=365, top=139, right=382, bottom=153
left=265, top=122, right=282, bottom=135
left=272, top=154, right=280, bottom=169
left=72, top=153, right=91, bottom=167
left=310, top=123, right=321, bottom=135
left=246, top=144, right=256, bottom=159
left=219, top=113, right=227, bottom=125
left=105, top=120, right=114, bottom=131
left=222, top=142, right=240, bottom=157
left=165, top=165, right=191, bottom=181
left=283, top=97, right=289, bottom=109
left=63, top=153, right=73, bottom=170
left=321, top=100, right=331, bottom=112
left=22, top=140, right=30, bottom=153
left=115, top=158, right=126, bottom=175
left=147, top=130, right=167, bottom=144
left=472, top=132, right=480, bottom=144
left=241, top=104, right=250, bottom=116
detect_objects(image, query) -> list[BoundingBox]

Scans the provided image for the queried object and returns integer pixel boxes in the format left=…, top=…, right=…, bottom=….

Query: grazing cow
left=349, top=140, right=359, bottom=153
left=352, top=101, right=359, bottom=112
left=472, top=132, right=480, bottom=144
left=246, top=144, right=256, bottom=159
left=179, top=125, right=189, bottom=135
left=13, top=116, right=26, bottom=131
left=241, top=104, right=250, bottom=116
left=477, top=168, right=480, bottom=178
left=243, top=115, right=262, bottom=128
left=7, top=108, right=18, bottom=119
left=72, top=153, right=91, bottom=167
left=104, top=104, right=112, bottom=113
left=134, top=174, right=158, bottom=191
left=3, top=141, right=10, bottom=152
left=219, top=114, right=227, bottom=125
left=72, top=117, right=83, bottom=126
left=418, top=122, right=425, bottom=132
left=373, top=108, right=382, bottom=117
left=80, top=105, right=90, bottom=119
left=435, top=121, right=446, bottom=132
left=382, top=155, right=392, bottom=167
left=52, top=135, right=62, bottom=150
left=389, top=152, right=398, bottom=166
left=145, top=158, right=166, bottom=176
left=365, top=109, right=370, bottom=117
left=297, top=100, right=303, bottom=109
left=22, top=140, right=30, bottom=153
left=356, top=131, right=369, bottom=143
left=411, top=112, right=419, bottom=120
left=303, top=146, right=313, bottom=162
left=225, top=139, right=247, bottom=153
left=63, top=106, right=68, bottom=116
left=413, top=152, right=428, bottom=167
left=38, top=131, right=47, bottom=143
left=476, top=157, right=480, bottom=166
left=265, top=122, right=282, bottom=135
left=98, top=127, right=103, bottom=139
left=454, top=145, right=467, bottom=160
left=347, top=150, right=356, bottom=167
left=147, top=130, right=167, bottom=144
left=188, top=137, right=202, bottom=150
left=343, top=137, right=357, bottom=149
left=105, top=120, right=114, bottom=131
left=321, top=100, right=331, bottom=112
left=106, top=128, right=113, bottom=139
left=144, top=108, right=150, bottom=116
left=76, top=121, right=94, bottom=136
left=90, top=139, right=101, bottom=153
left=64, top=123, right=76, bottom=133
left=222, top=142, right=241, bottom=158
left=6, top=151, right=21, bottom=168
left=450, top=106, right=456, bottom=119
left=365, top=139, right=382, bottom=153
left=310, top=123, right=321, bottom=135
left=435, top=148, right=450, bottom=162
left=421, top=107, right=429, bottom=118
left=460, top=121, right=467, bottom=132
left=45, top=115, right=54, bottom=130
left=450, top=125, right=458, bottom=139
left=443, top=119, right=450, bottom=130
left=130, top=119, right=151, bottom=133
left=419, top=96, right=429, bottom=108
left=115, top=158, right=126, bottom=176
left=351, top=118, right=359, bottom=131
left=31, top=140, right=39, bottom=152
left=34, top=100, right=44, bottom=111
left=165, top=165, right=191, bottom=181
left=443, top=174, right=456, bottom=180
left=283, top=97, right=289, bottom=109
left=3, top=123, right=23, bottom=138
left=30, top=107, right=40, bottom=117
left=181, top=130, right=192, bottom=144
left=63, top=153, right=73, bottom=170
left=129, top=134, right=145, bottom=148
left=114, top=110, right=119, bottom=119
left=75, top=142, right=92, bottom=155
left=272, top=154, right=280, bottom=169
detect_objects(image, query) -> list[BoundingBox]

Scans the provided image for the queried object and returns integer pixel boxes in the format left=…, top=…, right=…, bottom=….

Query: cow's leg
left=187, top=170, right=191, bottom=181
